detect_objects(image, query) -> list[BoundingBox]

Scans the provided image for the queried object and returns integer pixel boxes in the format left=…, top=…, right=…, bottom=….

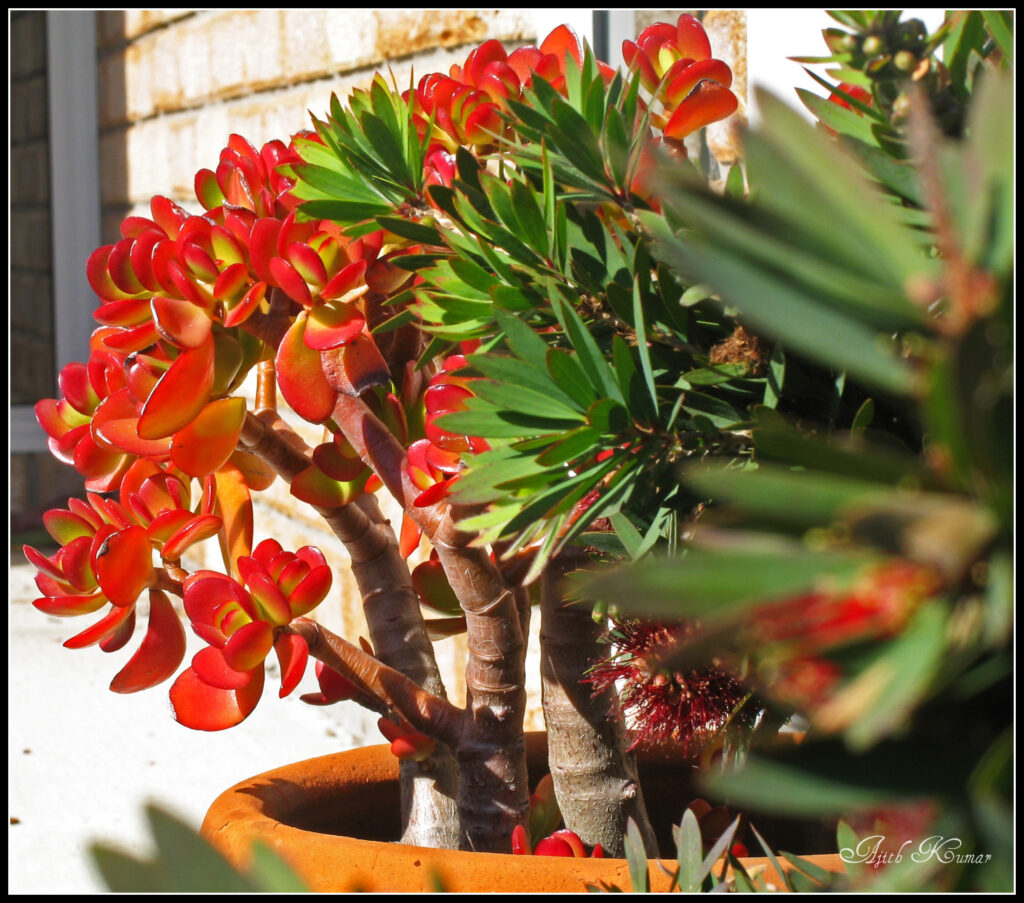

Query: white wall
left=747, top=9, right=947, bottom=123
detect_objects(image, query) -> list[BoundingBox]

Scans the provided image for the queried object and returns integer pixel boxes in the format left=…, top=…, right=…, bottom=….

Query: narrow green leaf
left=701, top=756, right=899, bottom=818
left=509, top=179, right=550, bottom=259
left=244, top=842, right=310, bottom=892
left=841, top=601, right=949, bottom=751
left=696, top=816, right=741, bottom=888
left=624, top=819, right=650, bottom=893
left=658, top=187, right=923, bottom=331
left=494, top=310, right=551, bottom=371
left=545, top=348, right=599, bottom=409
left=358, top=113, right=413, bottom=189
left=535, top=426, right=604, bottom=467
left=748, top=88, right=937, bottom=287
left=797, top=87, right=881, bottom=146
left=631, top=276, right=659, bottom=411
left=981, top=10, right=1013, bottom=64
left=550, top=294, right=624, bottom=403
left=374, top=216, right=441, bottom=245
left=609, top=511, right=643, bottom=559
left=682, top=362, right=750, bottom=386
left=642, top=218, right=915, bottom=396
left=580, top=538, right=876, bottom=621
left=437, top=408, right=572, bottom=439
left=762, top=343, right=785, bottom=408
left=586, top=397, right=629, bottom=433
left=89, top=846, right=166, bottom=893
left=686, top=462, right=911, bottom=529
left=674, top=808, right=704, bottom=892
left=469, top=379, right=587, bottom=424
left=749, top=822, right=794, bottom=892
left=468, top=353, right=584, bottom=413
left=296, top=198, right=391, bottom=225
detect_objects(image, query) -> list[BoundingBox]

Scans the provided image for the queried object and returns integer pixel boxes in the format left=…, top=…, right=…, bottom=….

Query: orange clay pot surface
left=200, top=732, right=845, bottom=893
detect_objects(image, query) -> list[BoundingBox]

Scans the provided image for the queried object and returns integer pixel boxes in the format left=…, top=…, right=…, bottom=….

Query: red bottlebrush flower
left=763, top=654, right=843, bottom=713
left=843, top=800, right=938, bottom=870
left=737, top=560, right=943, bottom=728
left=749, top=561, right=941, bottom=652
left=587, top=618, right=756, bottom=756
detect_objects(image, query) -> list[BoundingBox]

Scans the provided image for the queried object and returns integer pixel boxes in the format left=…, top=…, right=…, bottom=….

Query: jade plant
left=24, top=9, right=1011, bottom=886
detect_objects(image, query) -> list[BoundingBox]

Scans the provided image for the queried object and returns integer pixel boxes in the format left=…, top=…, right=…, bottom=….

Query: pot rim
left=200, top=734, right=846, bottom=892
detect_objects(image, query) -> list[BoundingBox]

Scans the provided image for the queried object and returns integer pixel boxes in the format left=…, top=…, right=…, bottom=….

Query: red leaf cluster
left=622, top=14, right=738, bottom=141
left=22, top=460, right=224, bottom=692
left=170, top=539, right=332, bottom=730
left=411, top=26, right=616, bottom=158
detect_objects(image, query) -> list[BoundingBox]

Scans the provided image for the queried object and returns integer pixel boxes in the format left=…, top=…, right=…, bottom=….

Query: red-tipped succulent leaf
left=109, top=589, right=187, bottom=693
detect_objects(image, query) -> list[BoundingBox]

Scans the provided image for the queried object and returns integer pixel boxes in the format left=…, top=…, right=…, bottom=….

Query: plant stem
left=332, top=392, right=530, bottom=852
left=290, top=618, right=462, bottom=744
left=349, top=493, right=461, bottom=848
left=540, top=550, right=658, bottom=857
left=237, top=409, right=460, bottom=847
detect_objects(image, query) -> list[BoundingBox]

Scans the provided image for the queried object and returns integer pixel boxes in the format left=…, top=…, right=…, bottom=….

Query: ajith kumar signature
left=841, top=835, right=993, bottom=869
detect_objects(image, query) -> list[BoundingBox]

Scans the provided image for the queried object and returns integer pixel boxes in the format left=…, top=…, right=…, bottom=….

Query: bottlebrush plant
left=23, top=10, right=1011, bottom=887
left=580, top=10, right=1012, bottom=892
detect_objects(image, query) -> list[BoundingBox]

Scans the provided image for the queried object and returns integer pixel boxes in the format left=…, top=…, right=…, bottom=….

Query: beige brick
left=10, top=271, right=54, bottom=333
left=99, top=128, right=129, bottom=207
left=703, top=10, right=747, bottom=167
left=10, top=143, right=50, bottom=206
left=10, top=76, right=50, bottom=142
left=372, top=9, right=529, bottom=62
left=230, top=10, right=287, bottom=99
left=10, top=12, right=47, bottom=79
left=97, top=50, right=129, bottom=129
left=11, top=336, right=55, bottom=405
left=10, top=207, right=53, bottom=269
left=10, top=455, right=35, bottom=521
left=279, top=9, right=332, bottom=84
left=122, top=9, right=194, bottom=41
left=322, top=10, right=383, bottom=79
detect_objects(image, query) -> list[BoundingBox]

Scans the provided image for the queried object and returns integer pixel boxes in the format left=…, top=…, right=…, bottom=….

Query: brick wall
left=95, top=10, right=536, bottom=234
left=11, top=11, right=86, bottom=531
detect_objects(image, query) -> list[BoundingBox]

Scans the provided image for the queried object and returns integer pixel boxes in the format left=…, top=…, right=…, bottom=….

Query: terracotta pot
left=201, top=732, right=846, bottom=893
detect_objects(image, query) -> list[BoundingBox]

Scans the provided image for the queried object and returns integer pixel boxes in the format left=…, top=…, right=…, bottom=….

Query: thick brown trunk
left=436, top=537, right=529, bottom=852
left=332, top=394, right=530, bottom=853
left=346, top=494, right=461, bottom=848
left=539, top=552, right=658, bottom=857
left=238, top=411, right=460, bottom=847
